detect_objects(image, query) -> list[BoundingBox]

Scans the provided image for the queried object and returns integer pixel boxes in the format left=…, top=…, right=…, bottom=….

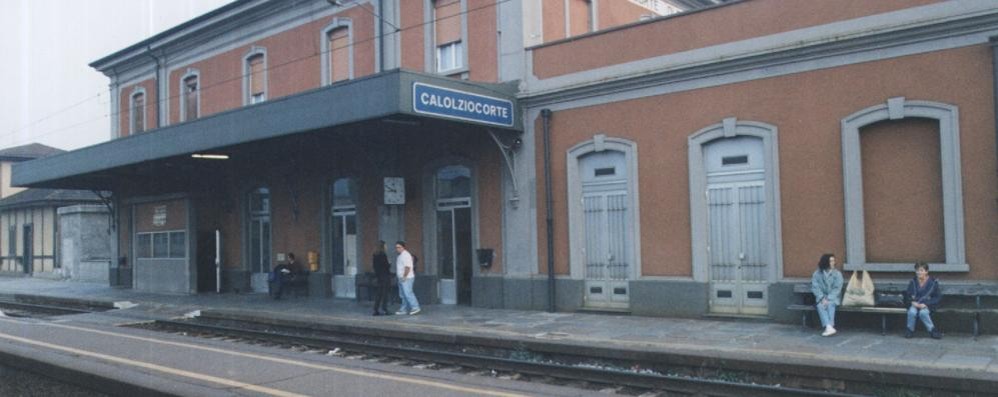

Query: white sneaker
left=409, top=308, right=421, bottom=315
left=395, top=311, right=407, bottom=315
left=822, top=326, right=837, bottom=337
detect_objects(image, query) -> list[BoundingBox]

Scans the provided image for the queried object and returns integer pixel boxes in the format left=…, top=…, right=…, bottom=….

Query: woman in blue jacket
left=905, top=262, right=942, bottom=339
left=811, top=253, right=843, bottom=337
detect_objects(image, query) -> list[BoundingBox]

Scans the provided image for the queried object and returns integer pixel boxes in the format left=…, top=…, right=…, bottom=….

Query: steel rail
left=151, top=319, right=861, bottom=397
left=0, top=300, right=94, bottom=316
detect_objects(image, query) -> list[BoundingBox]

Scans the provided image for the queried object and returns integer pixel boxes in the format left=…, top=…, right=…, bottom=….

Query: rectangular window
left=248, top=55, right=266, bottom=104
left=435, top=0, right=463, bottom=73
left=132, top=93, right=145, bottom=134
left=7, top=225, right=15, bottom=256
left=184, top=77, right=199, bottom=121
left=136, top=231, right=186, bottom=259
left=436, top=41, right=463, bottom=73
left=169, top=231, right=186, bottom=258
left=136, top=233, right=152, bottom=258
left=722, top=155, right=749, bottom=166
left=328, top=28, right=350, bottom=83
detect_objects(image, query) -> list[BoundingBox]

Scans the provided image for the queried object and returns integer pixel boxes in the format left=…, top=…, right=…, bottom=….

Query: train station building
left=13, top=0, right=998, bottom=321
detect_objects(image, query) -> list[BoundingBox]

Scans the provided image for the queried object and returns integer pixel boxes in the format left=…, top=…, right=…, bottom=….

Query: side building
left=12, top=0, right=998, bottom=325
left=0, top=143, right=108, bottom=280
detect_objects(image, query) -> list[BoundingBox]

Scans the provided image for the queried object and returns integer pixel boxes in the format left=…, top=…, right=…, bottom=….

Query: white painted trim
left=566, top=135, right=641, bottom=281
left=688, top=119, right=783, bottom=283
left=840, top=98, right=967, bottom=272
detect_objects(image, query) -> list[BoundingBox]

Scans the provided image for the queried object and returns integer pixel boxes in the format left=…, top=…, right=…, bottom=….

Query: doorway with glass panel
left=331, top=178, right=359, bottom=298
left=247, top=188, right=272, bottom=293
left=435, top=165, right=473, bottom=305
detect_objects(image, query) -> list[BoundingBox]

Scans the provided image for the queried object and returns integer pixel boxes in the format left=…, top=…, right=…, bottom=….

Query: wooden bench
left=789, top=282, right=998, bottom=337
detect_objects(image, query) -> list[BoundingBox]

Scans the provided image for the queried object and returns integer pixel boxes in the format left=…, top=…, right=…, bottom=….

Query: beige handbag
left=841, top=270, right=875, bottom=306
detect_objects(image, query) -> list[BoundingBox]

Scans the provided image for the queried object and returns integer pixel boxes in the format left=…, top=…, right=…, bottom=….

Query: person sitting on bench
left=811, top=253, right=843, bottom=337
left=905, top=262, right=942, bottom=339
left=270, top=253, right=297, bottom=300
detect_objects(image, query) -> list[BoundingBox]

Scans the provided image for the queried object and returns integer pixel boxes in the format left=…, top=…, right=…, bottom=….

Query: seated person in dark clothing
left=270, top=253, right=296, bottom=300
left=905, top=261, right=942, bottom=339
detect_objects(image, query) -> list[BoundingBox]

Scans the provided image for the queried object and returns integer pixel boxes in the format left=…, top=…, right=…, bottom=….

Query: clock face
left=384, top=177, right=405, bottom=205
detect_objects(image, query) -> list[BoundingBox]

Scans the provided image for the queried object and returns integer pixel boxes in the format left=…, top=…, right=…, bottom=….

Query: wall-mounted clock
left=384, top=177, right=405, bottom=205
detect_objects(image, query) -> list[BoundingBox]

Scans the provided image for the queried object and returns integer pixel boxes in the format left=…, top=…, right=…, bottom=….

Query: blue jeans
left=398, top=277, right=420, bottom=313
left=816, top=301, right=837, bottom=328
left=907, top=306, right=935, bottom=331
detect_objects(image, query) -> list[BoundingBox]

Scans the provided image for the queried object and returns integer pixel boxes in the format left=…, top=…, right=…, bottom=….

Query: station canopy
left=13, top=69, right=520, bottom=190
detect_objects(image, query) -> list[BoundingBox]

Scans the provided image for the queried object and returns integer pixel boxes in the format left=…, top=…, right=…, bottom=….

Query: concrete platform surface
left=1, top=277, right=996, bottom=387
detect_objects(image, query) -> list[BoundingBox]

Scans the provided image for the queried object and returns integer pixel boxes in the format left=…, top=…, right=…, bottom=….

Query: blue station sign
left=413, top=82, right=514, bottom=128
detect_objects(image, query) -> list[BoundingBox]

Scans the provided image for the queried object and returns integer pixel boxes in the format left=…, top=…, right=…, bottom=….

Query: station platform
left=0, top=277, right=995, bottom=394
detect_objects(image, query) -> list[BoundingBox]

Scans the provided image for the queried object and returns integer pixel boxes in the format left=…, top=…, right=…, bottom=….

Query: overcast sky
left=0, top=0, right=234, bottom=151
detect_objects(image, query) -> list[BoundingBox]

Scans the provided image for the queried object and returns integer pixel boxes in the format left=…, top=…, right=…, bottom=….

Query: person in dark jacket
left=270, top=254, right=295, bottom=300
left=371, top=241, right=392, bottom=316
left=905, top=262, right=942, bottom=339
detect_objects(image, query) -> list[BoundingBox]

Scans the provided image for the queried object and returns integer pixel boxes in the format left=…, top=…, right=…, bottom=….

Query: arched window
left=321, top=19, right=353, bottom=86
left=244, top=50, right=267, bottom=105
left=129, top=89, right=146, bottom=134
left=840, top=98, right=966, bottom=272
left=180, top=70, right=200, bottom=122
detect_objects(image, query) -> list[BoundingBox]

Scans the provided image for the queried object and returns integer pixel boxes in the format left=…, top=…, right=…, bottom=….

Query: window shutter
left=328, top=28, right=350, bottom=82
left=132, top=93, right=145, bottom=133
left=249, top=55, right=265, bottom=96
left=435, top=0, right=461, bottom=45
left=184, top=77, right=198, bottom=120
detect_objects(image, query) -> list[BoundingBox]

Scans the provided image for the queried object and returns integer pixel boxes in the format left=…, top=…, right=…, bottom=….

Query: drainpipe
left=145, top=45, right=162, bottom=128
left=542, top=109, right=555, bottom=312
left=990, top=37, right=998, bottom=182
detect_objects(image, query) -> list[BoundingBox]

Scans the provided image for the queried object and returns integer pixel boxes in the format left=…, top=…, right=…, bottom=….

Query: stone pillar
left=58, top=204, right=111, bottom=283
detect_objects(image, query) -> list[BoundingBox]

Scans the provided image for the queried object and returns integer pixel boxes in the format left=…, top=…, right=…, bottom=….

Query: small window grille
left=747, top=291, right=764, bottom=299
left=594, top=167, right=615, bottom=177
left=590, top=286, right=603, bottom=294
left=716, top=290, right=733, bottom=298
left=613, top=287, right=627, bottom=295
left=722, top=155, right=748, bottom=166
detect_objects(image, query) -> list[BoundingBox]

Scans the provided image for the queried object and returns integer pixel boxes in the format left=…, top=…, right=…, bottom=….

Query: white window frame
left=436, top=41, right=464, bottom=73
left=425, top=0, right=469, bottom=76
left=242, top=47, right=268, bottom=106
left=320, top=18, right=354, bottom=86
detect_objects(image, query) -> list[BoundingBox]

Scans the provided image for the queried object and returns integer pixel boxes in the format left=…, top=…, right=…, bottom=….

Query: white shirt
left=396, top=250, right=413, bottom=280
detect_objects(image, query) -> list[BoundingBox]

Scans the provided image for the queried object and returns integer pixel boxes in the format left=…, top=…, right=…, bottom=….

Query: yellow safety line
left=0, top=331, right=307, bottom=397
left=0, top=318, right=527, bottom=397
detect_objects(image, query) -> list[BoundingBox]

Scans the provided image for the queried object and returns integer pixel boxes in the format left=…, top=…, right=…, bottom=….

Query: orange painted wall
left=861, top=118, right=945, bottom=263
left=167, top=6, right=377, bottom=124
left=532, top=0, right=942, bottom=78
left=535, top=44, right=997, bottom=281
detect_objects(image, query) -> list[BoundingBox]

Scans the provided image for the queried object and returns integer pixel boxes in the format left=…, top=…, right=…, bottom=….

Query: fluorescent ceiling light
left=191, top=154, right=229, bottom=160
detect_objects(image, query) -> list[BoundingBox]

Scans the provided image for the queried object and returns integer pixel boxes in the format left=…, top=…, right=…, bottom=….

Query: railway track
left=133, top=317, right=865, bottom=397
left=0, top=300, right=99, bottom=318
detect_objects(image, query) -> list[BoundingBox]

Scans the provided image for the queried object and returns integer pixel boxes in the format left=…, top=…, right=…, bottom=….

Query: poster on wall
left=153, top=205, right=167, bottom=227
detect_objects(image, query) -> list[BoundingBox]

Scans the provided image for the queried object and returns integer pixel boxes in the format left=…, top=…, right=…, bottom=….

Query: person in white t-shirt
left=394, top=241, right=421, bottom=315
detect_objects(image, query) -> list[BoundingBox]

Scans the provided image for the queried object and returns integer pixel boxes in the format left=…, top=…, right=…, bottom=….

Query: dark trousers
left=270, top=278, right=290, bottom=299
left=373, top=277, right=391, bottom=313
